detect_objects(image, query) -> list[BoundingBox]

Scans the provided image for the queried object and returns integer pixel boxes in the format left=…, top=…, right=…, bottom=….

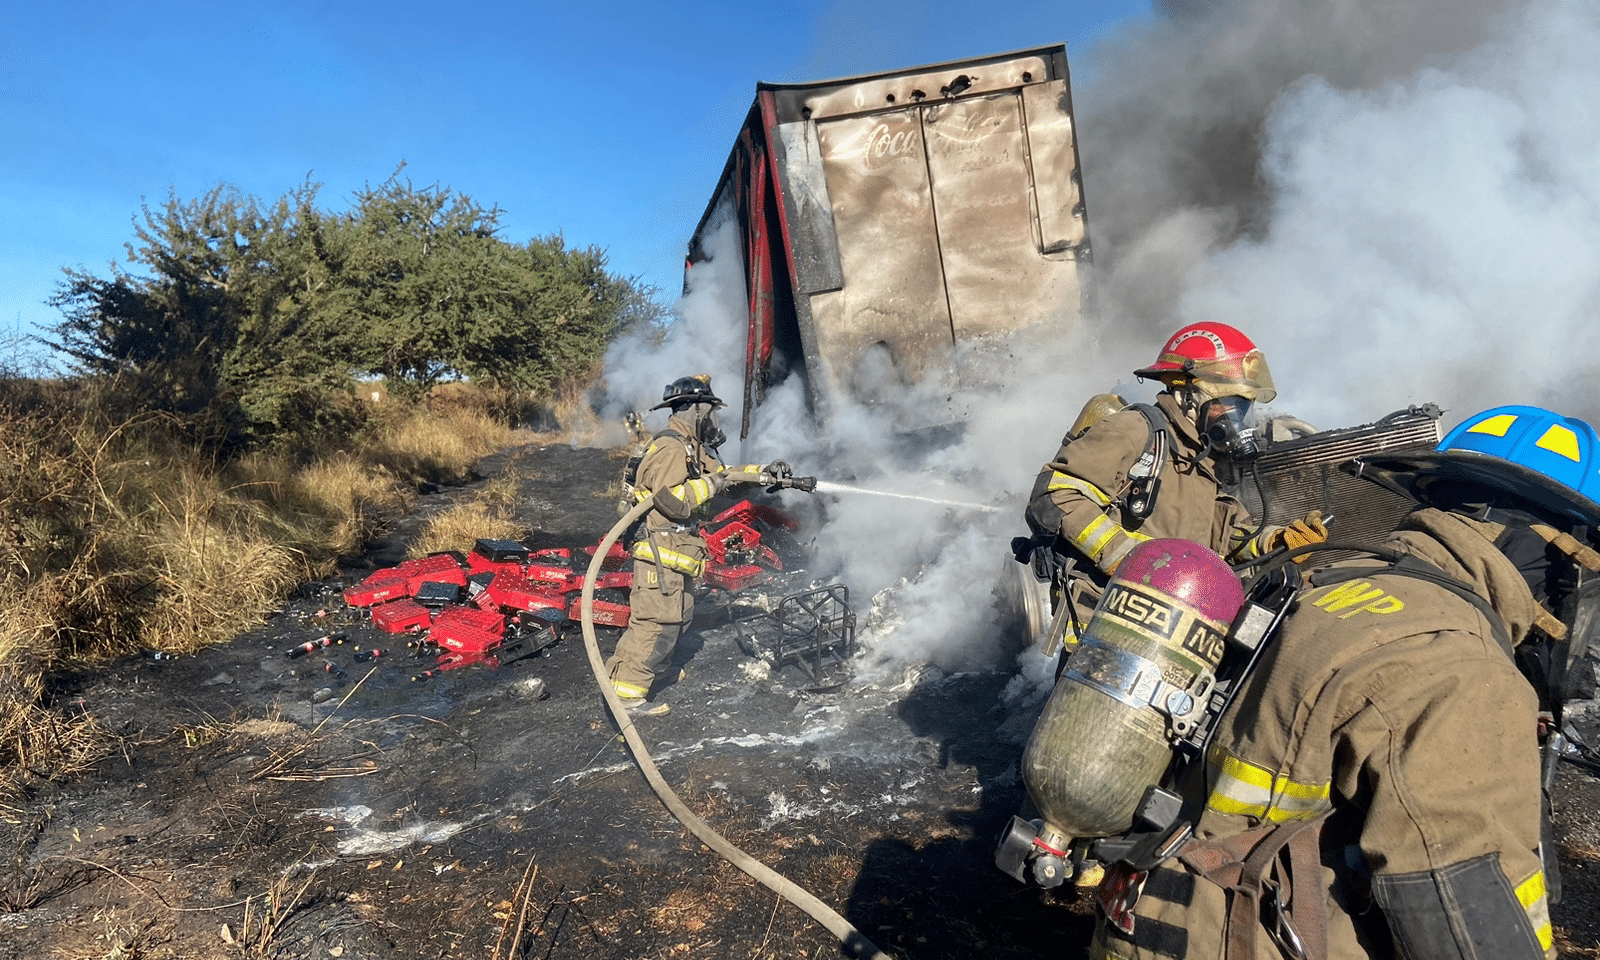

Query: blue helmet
left=1351, top=405, right=1600, bottom=528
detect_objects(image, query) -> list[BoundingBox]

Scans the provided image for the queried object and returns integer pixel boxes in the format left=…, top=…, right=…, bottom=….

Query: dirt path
left=2, top=437, right=1597, bottom=959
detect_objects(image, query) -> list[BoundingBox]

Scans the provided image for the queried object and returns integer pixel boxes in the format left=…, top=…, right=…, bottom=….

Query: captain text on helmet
left=1079, top=404, right=1595, bottom=960
left=1023, top=321, right=1328, bottom=652
left=604, top=375, right=813, bottom=717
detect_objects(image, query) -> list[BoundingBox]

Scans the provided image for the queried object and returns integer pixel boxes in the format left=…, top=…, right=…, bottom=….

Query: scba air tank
left=1021, top=538, right=1245, bottom=844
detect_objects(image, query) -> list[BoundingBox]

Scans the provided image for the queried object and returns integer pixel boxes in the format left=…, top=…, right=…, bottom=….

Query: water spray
left=812, top=479, right=1002, bottom=513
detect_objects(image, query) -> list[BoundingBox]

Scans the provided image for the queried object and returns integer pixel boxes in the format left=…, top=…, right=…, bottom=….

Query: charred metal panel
left=772, top=120, right=844, bottom=295
left=922, top=90, right=1086, bottom=390
left=764, top=50, right=1059, bottom=123
left=808, top=108, right=958, bottom=402
left=1231, top=407, right=1444, bottom=562
left=694, top=44, right=1092, bottom=429
left=1021, top=80, right=1088, bottom=257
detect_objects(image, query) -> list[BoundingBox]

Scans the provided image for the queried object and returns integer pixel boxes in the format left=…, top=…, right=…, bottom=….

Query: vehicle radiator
left=1229, top=405, right=1444, bottom=562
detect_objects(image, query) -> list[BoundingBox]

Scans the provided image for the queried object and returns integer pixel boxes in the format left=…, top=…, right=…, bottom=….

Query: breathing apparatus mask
left=1198, top=395, right=1261, bottom=462
left=676, top=401, right=726, bottom=452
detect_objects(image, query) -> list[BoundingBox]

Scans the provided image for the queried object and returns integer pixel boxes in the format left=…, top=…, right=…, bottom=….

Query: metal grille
left=1229, top=406, right=1443, bottom=562
left=735, top=584, right=856, bottom=690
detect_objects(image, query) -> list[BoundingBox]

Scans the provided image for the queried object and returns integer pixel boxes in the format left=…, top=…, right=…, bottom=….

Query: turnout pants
left=605, top=560, right=696, bottom=698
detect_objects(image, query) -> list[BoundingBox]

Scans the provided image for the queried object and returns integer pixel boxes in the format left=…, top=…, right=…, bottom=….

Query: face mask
left=681, top=402, right=724, bottom=450
left=1198, top=395, right=1260, bottom=461
left=699, top=416, right=726, bottom=451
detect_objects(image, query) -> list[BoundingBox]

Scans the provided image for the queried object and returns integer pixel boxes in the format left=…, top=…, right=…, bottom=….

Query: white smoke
left=599, top=223, right=1112, bottom=677
left=594, top=199, right=750, bottom=437
left=599, top=0, right=1600, bottom=680
left=1083, top=0, right=1600, bottom=428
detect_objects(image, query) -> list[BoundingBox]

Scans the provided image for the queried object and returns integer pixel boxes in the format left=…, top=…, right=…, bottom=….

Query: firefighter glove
left=1269, top=509, right=1328, bottom=562
left=764, top=459, right=793, bottom=481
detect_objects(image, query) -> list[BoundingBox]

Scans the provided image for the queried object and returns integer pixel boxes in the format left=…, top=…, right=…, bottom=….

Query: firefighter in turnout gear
left=1025, top=321, right=1327, bottom=650
left=605, top=375, right=808, bottom=717
left=1091, top=405, right=1593, bottom=960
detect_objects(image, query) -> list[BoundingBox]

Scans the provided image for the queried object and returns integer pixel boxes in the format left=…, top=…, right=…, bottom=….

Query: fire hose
left=580, top=491, right=892, bottom=960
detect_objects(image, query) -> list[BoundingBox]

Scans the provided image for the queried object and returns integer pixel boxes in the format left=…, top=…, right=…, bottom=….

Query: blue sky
left=1, top=0, right=1146, bottom=365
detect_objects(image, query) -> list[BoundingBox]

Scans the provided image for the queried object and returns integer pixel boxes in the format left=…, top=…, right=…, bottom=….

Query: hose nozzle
left=766, top=475, right=817, bottom=493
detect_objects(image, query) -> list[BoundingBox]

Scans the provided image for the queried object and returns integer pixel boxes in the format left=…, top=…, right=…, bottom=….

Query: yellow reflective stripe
left=633, top=488, right=652, bottom=503
left=1046, top=471, right=1113, bottom=507
left=1312, top=580, right=1385, bottom=613
left=631, top=541, right=705, bottom=576
left=1232, top=529, right=1264, bottom=561
left=1515, top=869, right=1554, bottom=952
left=667, top=477, right=715, bottom=505
left=613, top=680, right=649, bottom=699
left=1075, top=514, right=1123, bottom=560
left=1205, top=746, right=1331, bottom=822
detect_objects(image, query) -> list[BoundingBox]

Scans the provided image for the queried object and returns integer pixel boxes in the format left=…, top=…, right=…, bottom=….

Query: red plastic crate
left=555, top=570, right=633, bottom=593
left=464, top=551, right=525, bottom=578
left=582, top=541, right=631, bottom=572
left=568, top=595, right=630, bottom=628
left=396, top=552, right=464, bottom=576
left=703, top=520, right=761, bottom=564
left=343, top=577, right=409, bottom=607
left=705, top=562, right=764, bottom=591
left=406, top=564, right=467, bottom=594
left=430, top=606, right=507, bottom=655
left=371, top=599, right=433, bottom=634
left=594, top=571, right=632, bottom=590
left=432, top=605, right=505, bottom=633
left=485, top=572, right=567, bottom=615
left=711, top=498, right=798, bottom=530
left=524, top=563, right=576, bottom=590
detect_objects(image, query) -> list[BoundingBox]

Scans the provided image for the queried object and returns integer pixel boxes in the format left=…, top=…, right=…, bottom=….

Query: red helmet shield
left=1134, top=322, right=1276, bottom=403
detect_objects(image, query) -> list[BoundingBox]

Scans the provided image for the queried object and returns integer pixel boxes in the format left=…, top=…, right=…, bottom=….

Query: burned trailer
left=690, top=44, right=1094, bottom=439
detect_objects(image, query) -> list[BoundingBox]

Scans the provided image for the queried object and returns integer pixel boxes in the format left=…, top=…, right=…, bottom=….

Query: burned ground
left=2, top=436, right=1598, bottom=960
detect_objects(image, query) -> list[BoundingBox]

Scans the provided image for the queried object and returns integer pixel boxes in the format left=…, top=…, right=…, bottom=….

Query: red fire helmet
left=1134, top=321, right=1277, bottom=404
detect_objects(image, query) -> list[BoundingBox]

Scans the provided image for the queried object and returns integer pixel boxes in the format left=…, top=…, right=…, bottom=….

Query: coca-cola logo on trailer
left=861, top=121, right=919, bottom=170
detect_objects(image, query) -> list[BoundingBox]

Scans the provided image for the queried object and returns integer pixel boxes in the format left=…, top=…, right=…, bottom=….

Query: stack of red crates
left=371, top=599, right=432, bottom=634
left=430, top=606, right=507, bottom=655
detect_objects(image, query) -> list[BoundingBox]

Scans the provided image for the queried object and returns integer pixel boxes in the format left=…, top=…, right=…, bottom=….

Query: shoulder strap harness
left=1123, top=403, right=1170, bottom=520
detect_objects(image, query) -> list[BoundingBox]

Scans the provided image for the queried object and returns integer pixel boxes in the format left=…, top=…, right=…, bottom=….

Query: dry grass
left=232, top=450, right=413, bottom=561
left=409, top=472, right=528, bottom=559
left=0, top=378, right=525, bottom=803
left=49, top=910, right=165, bottom=960
left=1555, top=931, right=1600, bottom=959
left=365, top=401, right=514, bottom=487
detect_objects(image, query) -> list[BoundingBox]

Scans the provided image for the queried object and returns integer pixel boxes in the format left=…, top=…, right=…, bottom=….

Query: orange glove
left=1269, top=510, right=1328, bottom=561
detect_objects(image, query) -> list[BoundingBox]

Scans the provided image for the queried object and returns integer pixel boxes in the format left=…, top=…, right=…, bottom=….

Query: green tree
left=45, top=181, right=352, bottom=446
left=43, top=171, right=663, bottom=451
